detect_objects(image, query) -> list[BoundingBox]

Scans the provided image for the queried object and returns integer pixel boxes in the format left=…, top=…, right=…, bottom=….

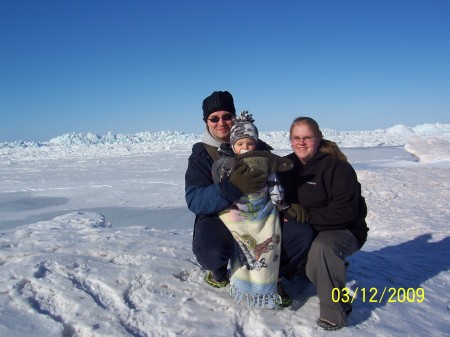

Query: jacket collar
left=288, top=150, right=328, bottom=166
left=201, top=126, right=226, bottom=148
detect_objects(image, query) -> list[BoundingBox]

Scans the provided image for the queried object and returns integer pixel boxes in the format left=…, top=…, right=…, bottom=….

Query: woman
left=279, top=117, right=369, bottom=330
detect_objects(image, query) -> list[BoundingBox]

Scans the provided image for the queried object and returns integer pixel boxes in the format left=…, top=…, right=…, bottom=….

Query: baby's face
left=233, top=138, right=256, bottom=154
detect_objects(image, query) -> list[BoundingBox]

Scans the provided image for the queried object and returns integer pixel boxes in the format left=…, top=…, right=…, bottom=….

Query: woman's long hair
left=289, top=117, right=347, bottom=162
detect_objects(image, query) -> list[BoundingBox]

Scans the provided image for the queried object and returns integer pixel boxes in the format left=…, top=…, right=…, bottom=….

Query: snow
left=0, top=123, right=449, bottom=337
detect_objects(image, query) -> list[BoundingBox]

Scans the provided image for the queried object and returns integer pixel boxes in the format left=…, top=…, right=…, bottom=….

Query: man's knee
left=192, top=217, right=233, bottom=268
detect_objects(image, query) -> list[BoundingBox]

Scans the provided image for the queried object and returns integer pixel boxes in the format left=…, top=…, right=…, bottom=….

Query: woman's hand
left=285, top=203, right=310, bottom=223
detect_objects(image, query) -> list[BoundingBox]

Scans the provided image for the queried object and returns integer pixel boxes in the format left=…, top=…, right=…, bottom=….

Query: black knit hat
left=202, top=91, right=236, bottom=122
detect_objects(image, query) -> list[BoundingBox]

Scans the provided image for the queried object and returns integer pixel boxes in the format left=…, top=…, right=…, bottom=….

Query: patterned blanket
left=218, top=152, right=293, bottom=308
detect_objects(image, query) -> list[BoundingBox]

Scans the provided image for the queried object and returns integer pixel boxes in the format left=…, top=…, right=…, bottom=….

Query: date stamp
left=332, top=287, right=425, bottom=303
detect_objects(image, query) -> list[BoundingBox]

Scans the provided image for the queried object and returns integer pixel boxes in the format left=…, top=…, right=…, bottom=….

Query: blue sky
left=1, top=0, right=449, bottom=142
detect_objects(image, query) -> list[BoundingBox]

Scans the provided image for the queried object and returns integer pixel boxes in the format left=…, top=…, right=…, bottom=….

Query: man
left=185, top=91, right=315, bottom=302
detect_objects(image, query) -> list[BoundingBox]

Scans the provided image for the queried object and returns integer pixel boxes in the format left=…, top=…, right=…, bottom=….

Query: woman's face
left=206, top=111, right=234, bottom=142
left=290, top=123, right=321, bottom=163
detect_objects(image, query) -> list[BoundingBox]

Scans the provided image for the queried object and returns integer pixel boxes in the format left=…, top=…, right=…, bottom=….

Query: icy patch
left=404, top=136, right=450, bottom=163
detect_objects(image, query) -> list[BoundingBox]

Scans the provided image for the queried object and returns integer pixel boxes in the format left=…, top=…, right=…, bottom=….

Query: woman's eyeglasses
left=290, top=136, right=317, bottom=143
left=208, top=114, right=234, bottom=123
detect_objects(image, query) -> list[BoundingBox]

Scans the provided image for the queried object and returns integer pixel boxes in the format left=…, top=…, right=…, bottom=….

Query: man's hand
left=229, top=161, right=267, bottom=194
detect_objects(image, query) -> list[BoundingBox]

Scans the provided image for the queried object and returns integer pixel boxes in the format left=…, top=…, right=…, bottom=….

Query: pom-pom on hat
left=202, top=91, right=236, bottom=122
left=230, top=111, right=258, bottom=146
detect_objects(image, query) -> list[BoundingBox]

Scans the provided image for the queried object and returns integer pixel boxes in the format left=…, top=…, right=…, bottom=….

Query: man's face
left=206, top=111, right=234, bottom=142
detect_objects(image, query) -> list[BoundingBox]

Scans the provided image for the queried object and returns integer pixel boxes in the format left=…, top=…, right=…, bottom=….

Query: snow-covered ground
left=0, top=124, right=449, bottom=336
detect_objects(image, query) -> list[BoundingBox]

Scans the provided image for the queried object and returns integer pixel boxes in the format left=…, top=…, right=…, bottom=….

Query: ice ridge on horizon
left=1, top=123, right=449, bottom=150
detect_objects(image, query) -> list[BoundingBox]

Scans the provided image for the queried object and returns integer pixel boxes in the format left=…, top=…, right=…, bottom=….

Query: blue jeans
left=192, top=216, right=315, bottom=281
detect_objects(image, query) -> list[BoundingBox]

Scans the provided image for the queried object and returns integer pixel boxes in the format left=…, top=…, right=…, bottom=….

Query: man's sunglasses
left=208, top=114, right=234, bottom=123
